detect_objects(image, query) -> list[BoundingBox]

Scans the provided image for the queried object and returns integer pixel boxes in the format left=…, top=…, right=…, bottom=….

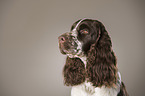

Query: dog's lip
left=59, top=47, right=79, bottom=56
left=59, top=47, right=70, bottom=55
left=60, top=49, right=66, bottom=54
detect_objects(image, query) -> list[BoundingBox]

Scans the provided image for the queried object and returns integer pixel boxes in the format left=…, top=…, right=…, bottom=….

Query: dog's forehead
left=70, top=18, right=89, bottom=37
left=72, top=18, right=89, bottom=31
left=69, top=19, right=82, bottom=37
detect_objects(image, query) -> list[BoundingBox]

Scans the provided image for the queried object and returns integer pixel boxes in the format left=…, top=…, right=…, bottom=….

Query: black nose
left=58, top=36, right=66, bottom=43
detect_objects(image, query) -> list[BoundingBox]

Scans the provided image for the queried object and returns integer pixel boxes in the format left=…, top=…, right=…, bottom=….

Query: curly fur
left=59, top=19, right=128, bottom=96
left=63, top=56, right=86, bottom=86
left=86, top=22, right=117, bottom=87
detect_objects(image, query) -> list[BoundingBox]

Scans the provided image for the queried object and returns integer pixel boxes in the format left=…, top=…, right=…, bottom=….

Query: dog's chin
left=59, top=48, right=75, bottom=55
left=59, top=47, right=85, bottom=59
left=67, top=54, right=75, bottom=58
left=60, top=49, right=79, bottom=58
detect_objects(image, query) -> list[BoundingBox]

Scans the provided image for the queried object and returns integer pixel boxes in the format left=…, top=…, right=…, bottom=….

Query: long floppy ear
left=63, top=56, right=85, bottom=86
left=86, top=21, right=117, bottom=87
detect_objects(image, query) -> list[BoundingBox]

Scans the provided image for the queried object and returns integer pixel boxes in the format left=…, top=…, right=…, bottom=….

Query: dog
left=58, top=18, right=128, bottom=96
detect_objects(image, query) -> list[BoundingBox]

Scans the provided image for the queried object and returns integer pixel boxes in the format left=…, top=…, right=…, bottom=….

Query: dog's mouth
left=59, top=42, right=81, bottom=54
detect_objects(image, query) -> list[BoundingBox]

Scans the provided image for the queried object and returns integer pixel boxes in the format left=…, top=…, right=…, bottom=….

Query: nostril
left=59, top=36, right=65, bottom=42
left=61, top=37, right=65, bottom=41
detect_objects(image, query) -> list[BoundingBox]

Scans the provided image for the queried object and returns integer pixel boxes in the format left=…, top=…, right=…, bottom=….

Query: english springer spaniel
left=58, top=19, right=128, bottom=96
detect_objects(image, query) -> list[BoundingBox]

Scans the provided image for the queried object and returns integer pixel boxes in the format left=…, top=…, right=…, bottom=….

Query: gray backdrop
left=0, top=0, right=145, bottom=96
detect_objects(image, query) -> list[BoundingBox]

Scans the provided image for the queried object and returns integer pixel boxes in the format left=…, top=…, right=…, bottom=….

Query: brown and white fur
left=58, top=19, right=128, bottom=96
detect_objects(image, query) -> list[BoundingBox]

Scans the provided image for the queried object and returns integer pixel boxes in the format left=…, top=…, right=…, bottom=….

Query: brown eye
left=80, top=29, right=89, bottom=34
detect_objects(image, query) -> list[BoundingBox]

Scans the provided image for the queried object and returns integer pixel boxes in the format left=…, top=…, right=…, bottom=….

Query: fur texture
left=58, top=19, right=128, bottom=96
left=63, top=57, right=85, bottom=86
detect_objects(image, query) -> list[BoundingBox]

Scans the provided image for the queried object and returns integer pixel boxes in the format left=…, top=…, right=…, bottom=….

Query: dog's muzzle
left=58, top=32, right=79, bottom=55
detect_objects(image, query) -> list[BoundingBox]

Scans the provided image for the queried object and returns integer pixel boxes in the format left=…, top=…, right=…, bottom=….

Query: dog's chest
left=84, top=81, right=95, bottom=95
left=71, top=81, right=119, bottom=96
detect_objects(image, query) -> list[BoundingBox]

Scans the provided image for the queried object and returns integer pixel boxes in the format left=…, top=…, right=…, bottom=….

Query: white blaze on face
left=67, top=19, right=87, bottom=58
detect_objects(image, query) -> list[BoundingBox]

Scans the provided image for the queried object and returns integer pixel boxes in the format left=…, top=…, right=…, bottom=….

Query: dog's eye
left=80, top=29, right=89, bottom=35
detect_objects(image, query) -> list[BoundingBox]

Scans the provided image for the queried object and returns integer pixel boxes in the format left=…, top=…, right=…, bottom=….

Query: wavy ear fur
left=63, top=56, right=85, bottom=86
left=86, top=22, right=117, bottom=87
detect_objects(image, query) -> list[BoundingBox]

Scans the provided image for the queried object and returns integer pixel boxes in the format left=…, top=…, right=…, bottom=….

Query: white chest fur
left=71, top=81, right=120, bottom=96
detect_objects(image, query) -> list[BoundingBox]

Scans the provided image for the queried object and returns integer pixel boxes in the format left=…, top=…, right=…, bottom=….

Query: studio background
left=0, top=0, right=145, bottom=96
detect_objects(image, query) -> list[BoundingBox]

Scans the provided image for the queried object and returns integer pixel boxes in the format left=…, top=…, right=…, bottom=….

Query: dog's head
left=59, top=19, right=118, bottom=87
left=58, top=19, right=108, bottom=58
